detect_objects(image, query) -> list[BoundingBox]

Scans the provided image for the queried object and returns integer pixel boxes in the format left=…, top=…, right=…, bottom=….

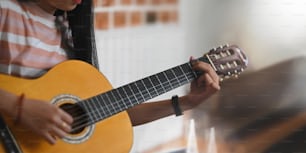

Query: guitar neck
left=76, top=56, right=210, bottom=125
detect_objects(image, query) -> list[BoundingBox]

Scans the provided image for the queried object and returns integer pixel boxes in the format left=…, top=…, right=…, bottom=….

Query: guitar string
left=65, top=54, right=226, bottom=132
left=66, top=68, right=196, bottom=132
left=70, top=72, right=195, bottom=132
left=70, top=57, right=243, bottom=132
left=63, top=62, right=193, bottom=112
left=59, top=66, right=189, bottom=114
left=63, top=54, right=227, bottom=131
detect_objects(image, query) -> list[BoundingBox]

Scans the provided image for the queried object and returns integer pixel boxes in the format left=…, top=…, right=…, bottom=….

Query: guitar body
left=0, top=60, right=133, bottom=153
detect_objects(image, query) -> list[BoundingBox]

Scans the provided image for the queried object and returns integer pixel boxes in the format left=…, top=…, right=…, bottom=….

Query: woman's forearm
left=127, top=96, right=191, bottom=126
left=0, top=89, right=18, bottom=118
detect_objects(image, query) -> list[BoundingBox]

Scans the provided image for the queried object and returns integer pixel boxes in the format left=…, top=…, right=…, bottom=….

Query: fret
left=93, top=95, right=106, bottom=119
left=133, top=81, right=147, bottom=102
left=105, top=93, right=117, bottom=112
left=170, top=68, right=182, bottom=87
left=173, top=65, right=191, bottom=85
left=118, top=87, right=133, bottom=106
left=91, top=99, right=101, bottom=122
left=82, top=99, right=97, bottom=122
left=108, top=94, right=117, bottom=113
left=140, top=79, right=152, bottom=99
left=150, top=75, right=166, bottom=94
left=99, top=95, right=112, bottom=117
left=178, top=64, right=191, bottom=82
left=156, top=73, right=170, bottom=91
left=110, top=90, right=126, bottom=111
left=159, top=72, right=175, bottom=92
left=88, top=99, right=100, bottom=121
left=162, top=71, right=174, bottom=89
left=144, top=77, right=158, bottom=97
left=97, top=95, right=110, bottom=118
left=127, top=84, right=141, bottom=104
left=123, top=85, right=137, bottom=106
left=127, top=83, right=140, bottom=101
left=182, top=63, right=196, bottom=81
left=88, top=99, right=99, bottom=122
left=165, top=69, right=181, bottom=88
left=112, top=90, right=128, bottom=110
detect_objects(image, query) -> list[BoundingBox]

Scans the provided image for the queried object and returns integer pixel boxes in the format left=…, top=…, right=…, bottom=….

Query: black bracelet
left=171, top=95, right=183, bottom=116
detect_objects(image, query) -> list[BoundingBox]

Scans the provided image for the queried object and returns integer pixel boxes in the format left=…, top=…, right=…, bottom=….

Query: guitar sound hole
left=60, top=103, right=89, bottom=134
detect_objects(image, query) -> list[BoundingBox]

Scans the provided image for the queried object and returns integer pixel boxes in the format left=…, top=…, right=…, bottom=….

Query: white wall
left=95, top=0, right=306, bottom=152
left=181, top=0, right=306, bottom=71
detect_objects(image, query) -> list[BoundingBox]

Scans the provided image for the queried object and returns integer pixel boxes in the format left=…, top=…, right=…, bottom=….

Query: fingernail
left=189, top=56, right=195, bottom=61
left=190, top=58, right=199, bottom=65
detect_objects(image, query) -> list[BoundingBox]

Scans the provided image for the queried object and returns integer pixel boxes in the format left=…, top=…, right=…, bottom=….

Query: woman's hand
left=17, top=97, right=73, bottom=144
left=182, top=58, right=220, bottom=110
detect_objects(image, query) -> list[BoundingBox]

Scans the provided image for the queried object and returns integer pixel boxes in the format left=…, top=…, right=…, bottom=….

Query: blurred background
left=93, top=0, right=306, bottom=152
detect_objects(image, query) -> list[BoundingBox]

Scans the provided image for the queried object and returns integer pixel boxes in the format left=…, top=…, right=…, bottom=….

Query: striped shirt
left=0, top=0, right=68, bottom=78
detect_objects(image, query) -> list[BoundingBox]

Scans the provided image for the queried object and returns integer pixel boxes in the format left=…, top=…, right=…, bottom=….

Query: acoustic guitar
left=0, top=45, right=247, bottom=153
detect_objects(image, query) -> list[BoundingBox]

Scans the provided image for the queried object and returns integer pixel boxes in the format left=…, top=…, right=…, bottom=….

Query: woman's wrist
left=14, top=93, right=25, bottom=124
left=171, top=95, right=183, bottom=116
left=0, top=89, right=21, bottom=118
left=177, top=95, right=194, bottom=112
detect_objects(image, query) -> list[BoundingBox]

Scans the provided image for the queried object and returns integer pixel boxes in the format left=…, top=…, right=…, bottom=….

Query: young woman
left=0, top=0, right=220, bottom=145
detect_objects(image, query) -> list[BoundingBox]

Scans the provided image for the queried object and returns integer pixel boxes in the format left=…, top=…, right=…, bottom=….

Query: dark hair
left=18, top=0, right=99, bottom=68
left=67, top=0, right=99, bottom=68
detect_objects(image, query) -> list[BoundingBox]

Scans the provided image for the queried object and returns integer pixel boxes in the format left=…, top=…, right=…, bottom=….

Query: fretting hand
left=181, top=57, right=220, bottom=110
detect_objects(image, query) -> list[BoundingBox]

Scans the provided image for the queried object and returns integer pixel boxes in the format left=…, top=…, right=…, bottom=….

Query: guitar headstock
left=205, top=44, right=248, bottom=80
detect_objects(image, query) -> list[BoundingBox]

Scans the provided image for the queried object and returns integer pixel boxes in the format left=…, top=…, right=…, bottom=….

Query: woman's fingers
left=191, top=61, right=220, bottom=89
left=59, top=109, right=73, bottom=124
left=197, top=73, right=220, bottom=90
left=44, top=132, right=56, bottom=145
left=43, top=109, right=72, bottom=144
left=42, top=120, right=71, bottom=144
left=52, top=124, right=69, bottom=139
left=190, top=57, right=219, bottom=84
left=43, top=125, right=67, bottom=145
left=204, top=73, right=220, bottom=91
left=58, top=109, right=73, bottom=133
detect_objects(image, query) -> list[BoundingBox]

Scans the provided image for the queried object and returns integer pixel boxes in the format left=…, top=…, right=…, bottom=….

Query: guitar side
left=0, top=60, right=133, bottom=153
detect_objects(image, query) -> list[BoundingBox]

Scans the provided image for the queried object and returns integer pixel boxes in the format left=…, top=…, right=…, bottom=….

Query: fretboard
left=77, top=56, right=210, bottom=126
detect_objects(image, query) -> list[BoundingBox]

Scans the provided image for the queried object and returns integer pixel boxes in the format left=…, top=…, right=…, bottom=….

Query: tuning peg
left=223, top=44, right=229, bottom=48
left=233, top=61, right=238, bottom=67
left=226, top=50, right=232, bottom=56
left=220, top=77, right=224, bottom=82
left=210, top=48, right=216, bottom=52
left=226, top=62, right=231, bottom=68
left=240, top=68, right=244, bottom=72
left=220, top=64, right=225, bottom=70
left=217, top=46, right=223, bottom=50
